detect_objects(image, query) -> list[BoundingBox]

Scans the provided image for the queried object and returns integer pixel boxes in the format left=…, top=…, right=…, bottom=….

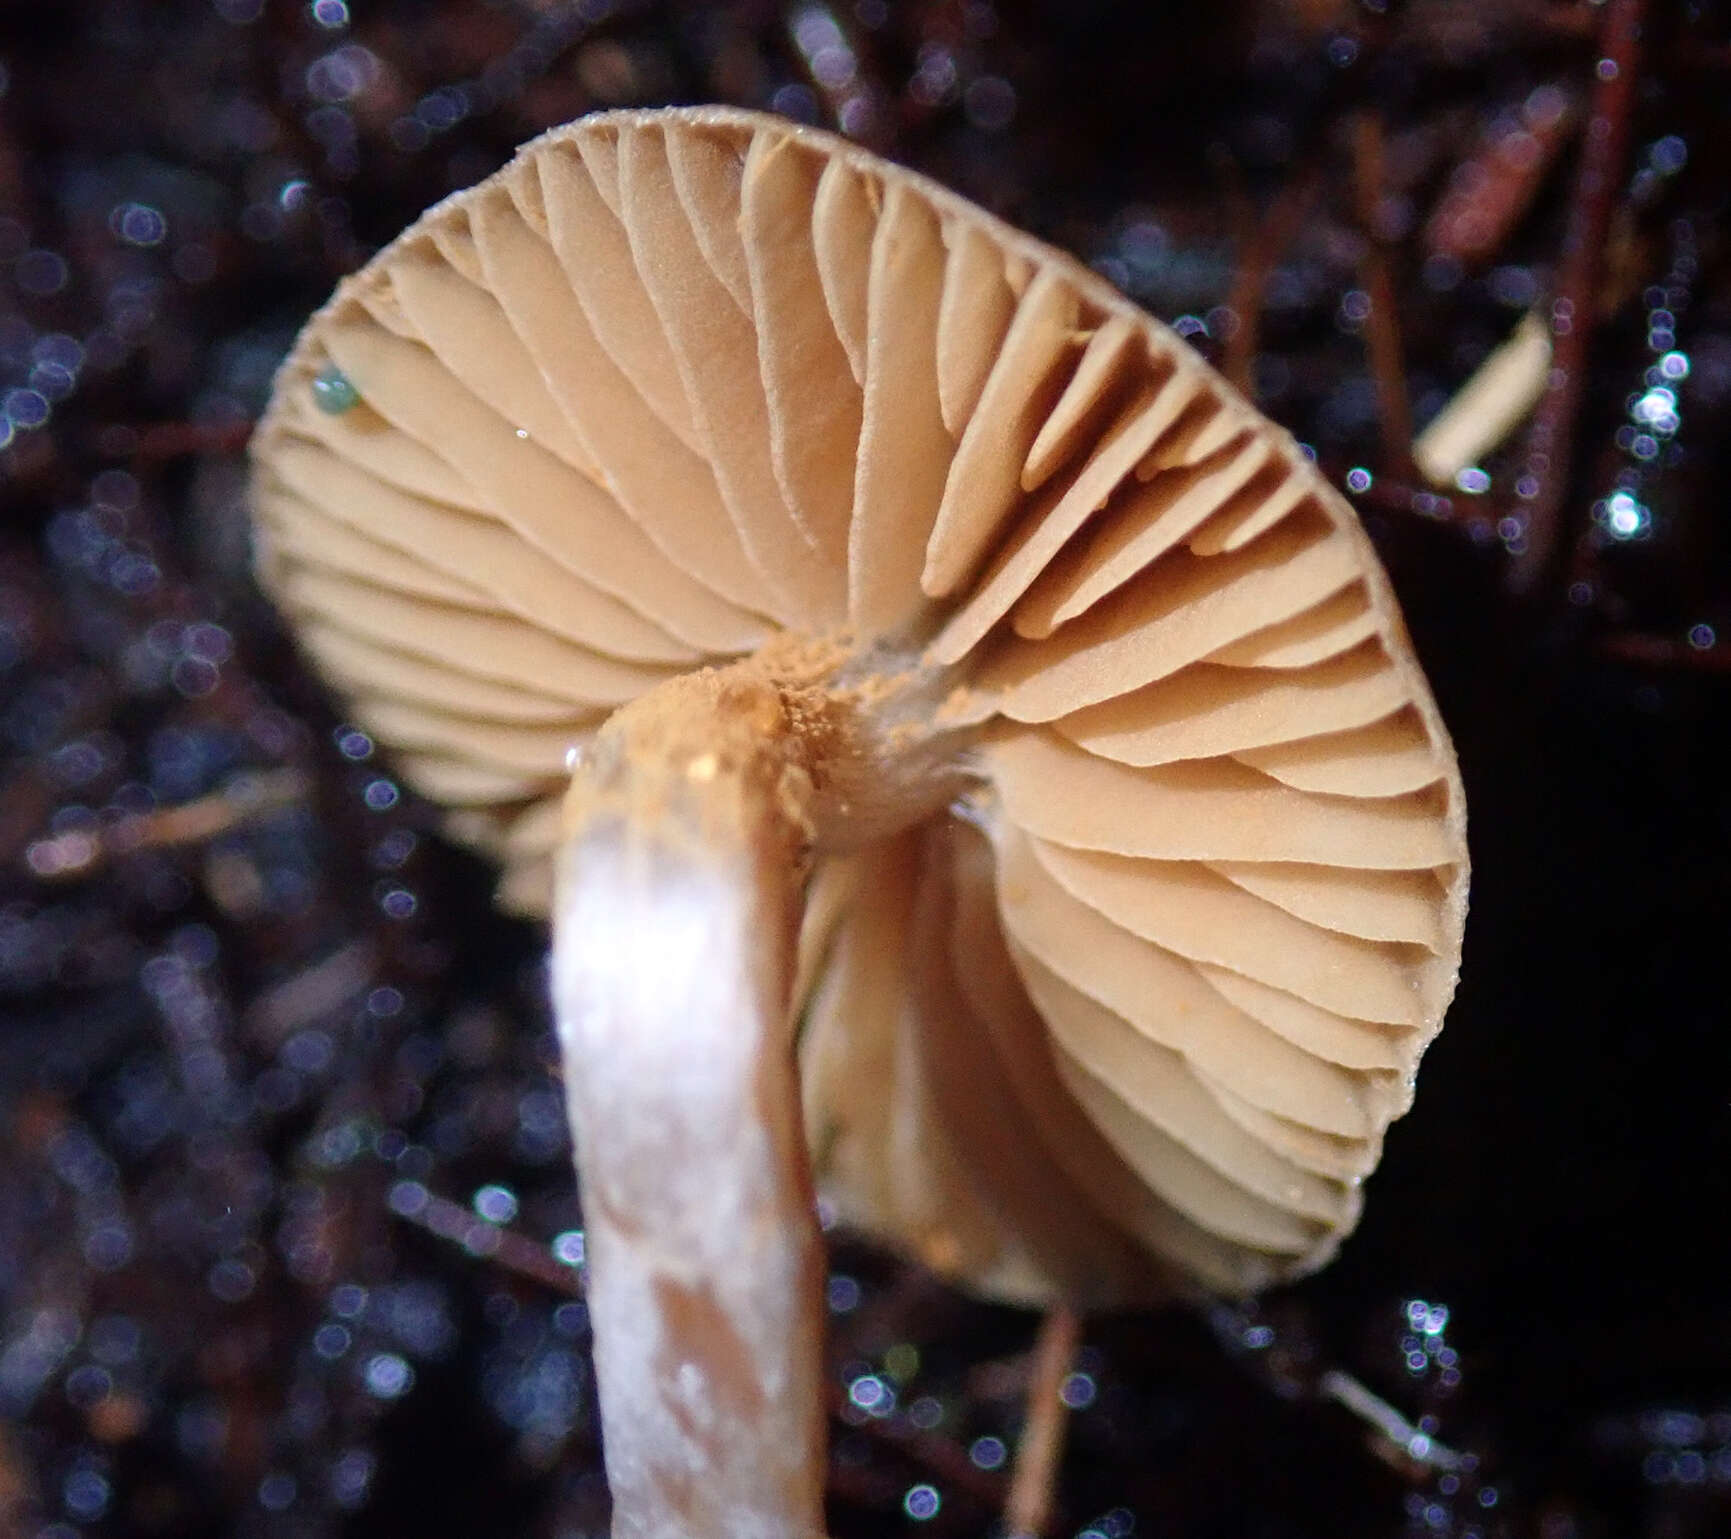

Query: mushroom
left=251, top=106, right=1467, bottom=1535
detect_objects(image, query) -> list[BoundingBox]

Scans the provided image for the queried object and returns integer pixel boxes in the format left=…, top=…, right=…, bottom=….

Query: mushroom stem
left=551, top=668, right=829, bottom=1539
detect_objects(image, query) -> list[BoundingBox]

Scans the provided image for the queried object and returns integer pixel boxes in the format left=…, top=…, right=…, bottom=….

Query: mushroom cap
left=251, top=106, right=1467, bottom=1306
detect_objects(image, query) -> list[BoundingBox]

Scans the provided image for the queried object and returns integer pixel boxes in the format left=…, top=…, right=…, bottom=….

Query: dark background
left=0, top=1, right=1728, bottom=1535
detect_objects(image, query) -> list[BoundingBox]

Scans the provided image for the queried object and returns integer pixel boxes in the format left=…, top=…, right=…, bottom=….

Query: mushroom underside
left=252, top=104, right=1468, bottom=1307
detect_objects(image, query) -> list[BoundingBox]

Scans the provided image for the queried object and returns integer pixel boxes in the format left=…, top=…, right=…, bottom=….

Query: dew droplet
left=311, top=368, right=359, bottom=414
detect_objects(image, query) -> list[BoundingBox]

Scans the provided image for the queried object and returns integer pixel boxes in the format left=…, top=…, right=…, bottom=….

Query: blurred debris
left=1509, top=0, right=1646, bottom=593
left=1351, top=110, right=1416, bottom=477
left=23, top=766, right=309, bottom=882
left=1413, top=310, right=1552, bottom=488
left=1423, top=84, right=1578, bottom=271
left=1003, top=1303, right=1082, bottom=1539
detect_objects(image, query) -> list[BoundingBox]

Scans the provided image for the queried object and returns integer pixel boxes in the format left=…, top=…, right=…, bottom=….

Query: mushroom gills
left=994, top=825, right=1386, bottom=1131
left=989, top=727, right=1457, bottom=871
left=268, top=440, right=701, bottom=664
left=615, top=121, right=847, bottom=628
left=979, top=524, right=1364, bottom=720
left=468, top=185, right=778, bottom=619
left=250, top=102, right=1467, bottom=1336
left=847, top=178, right=953, bottom=638
left=1012, top=947, right=1357, bottom=1228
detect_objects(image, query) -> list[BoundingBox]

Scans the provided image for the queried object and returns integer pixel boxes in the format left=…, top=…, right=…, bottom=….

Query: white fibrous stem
left=551, top=664, right=833, bottom=1539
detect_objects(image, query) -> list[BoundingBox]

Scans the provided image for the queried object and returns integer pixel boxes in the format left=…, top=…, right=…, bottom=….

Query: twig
left=1667, top=41, right=1731, bottom=72
left=243, top=940, right=378, bottom=1045
left=1003, top=1303, right=1081, bottom=1539
left=1222, top=165, right=1323, bottom=397
left=1536, top=4, right=1602, bottom=41
left=129, top=419, right=255, bottom=463
left=824, top=1460, right=898, bottom=1513
left=1421, top=82, right=1578, bottom=270
left=389, top=1184, right=584, bottom=1296
left=22, top=767, right=310, bottom=881
left=824, top=1383, right=1008, bottom=1511
left=1320, top=461, right=1477, bottom=530
left=1411, top=311, right=1553, bottom=487
left=0, top=675, right=117, bottom=867
left=786, top=3, right=888, bottom=148
left=1509, top=0, right=1645, bottom=594
left=1350, top=111, right=1416, bottom=479
left=1601, top=630, right=1731, bottom=672
left=1319, top=1369, right=1465, bottom=1472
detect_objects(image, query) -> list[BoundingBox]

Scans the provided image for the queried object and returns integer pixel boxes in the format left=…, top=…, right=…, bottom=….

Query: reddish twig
left=1508, top=0, right=1645, bottom=595
left=390, top=1186, right=584, bottom=1296
left=824, top=1460, right=898, bottom=1513
left=1319, top=461, right=1481, bottom=531
left=1601, top=630, right=1731, bottom=671
left=1422, top=82, right=1578, bottom=270
left=824, top=1382, right=1008, bottom=1510
left=1667, top=41, right=1731, bottom=72
left=397, top=1184, right=1006, bottom=1510
left=1003, top=1303, right=1082, bottom=1539
left=1536, top=4, right=1602, bottom=40
left=23, top=768, right=310, bottom=882
left=1351, top=111, right=1416, bottom=480
left=1222, top=165, right=1323, bottom=397
left=0, top=675, right=117, bottom=867
left=785, top=4, right=890, bottom=149
left=130, top=420, right=255, bottom=462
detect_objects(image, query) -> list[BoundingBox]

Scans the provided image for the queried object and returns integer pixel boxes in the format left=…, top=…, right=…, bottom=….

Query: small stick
left=824, top=1382, right=1008, bottom=1511
left=1350, top=111, right=1416, bottom=480
left=1319, top=1368, right=1464, bottom=1471
left=1601, top=630, right=1731, bottom=672
left=1509, top=0, right=1645, bottom=594
left=125, top=766, right=310, bottom=848
left=1411, top=311, right=1552, bottom=487
left=1003, top=1303, right=1082, bottom=1539
left=390, top=1184, right=584, bottom=1297
left=393, top=1172, right=1076, bottom=1494
left=785, top=3, right=886, bottom=148
left=244, top=939, right=377, bottom=1045
left=0, top=678, right=117, bottom=866
left=1222, top=165, right=1323, bottom=397
left=22, top=767, right=310, bottom=881
left=129, top=419, right=255, bottom=462
left=1319, top=461, right=1472, bottom=528
left=1421, top=83, right=1578, bottom=271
